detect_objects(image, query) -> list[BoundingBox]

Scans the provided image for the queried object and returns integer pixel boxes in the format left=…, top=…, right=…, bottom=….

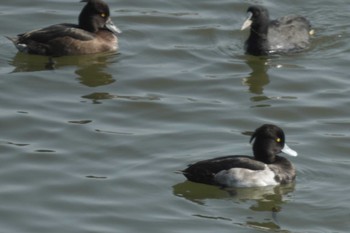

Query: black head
left=249, top=124, right=297, bottom=164
left=242, top=5, right=270, bottom=32
left=79, top=0, right=121, bottom=34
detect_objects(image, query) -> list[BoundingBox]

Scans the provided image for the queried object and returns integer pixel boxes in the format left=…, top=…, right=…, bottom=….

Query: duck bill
left=105, top=18, right=122, bottom=35
left=241, top=12, right=253, bottom=30
left=282, top=143, right=298, bottom=157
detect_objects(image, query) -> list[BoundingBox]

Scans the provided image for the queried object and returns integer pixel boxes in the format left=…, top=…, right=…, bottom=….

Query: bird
left=241, top=5, right=313, bottom=56
left=182, top=124, right=298, bottom=188
left=6, top=0, right=121, bottom=57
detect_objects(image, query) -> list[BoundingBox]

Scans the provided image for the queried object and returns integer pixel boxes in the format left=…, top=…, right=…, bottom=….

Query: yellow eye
left=101, top=13, right=106, bottom=18
left=276, top=138, right=281, bottom=143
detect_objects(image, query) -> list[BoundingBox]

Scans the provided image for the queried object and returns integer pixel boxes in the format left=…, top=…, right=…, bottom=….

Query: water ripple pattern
left=1, top=0, right=350, bottom=232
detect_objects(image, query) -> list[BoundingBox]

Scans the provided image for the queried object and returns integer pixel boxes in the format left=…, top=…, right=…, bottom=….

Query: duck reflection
left=82, top=92, right=115, bottom=104
left=173, top=181, right=295, bottom=231
left=8, top=52, right=117, bottom=87
left=242, top=56, right=270, bottom=95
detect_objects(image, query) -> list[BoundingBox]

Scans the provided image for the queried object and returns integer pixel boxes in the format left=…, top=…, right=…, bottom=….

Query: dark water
left=1, top=0, right=350, bottom=232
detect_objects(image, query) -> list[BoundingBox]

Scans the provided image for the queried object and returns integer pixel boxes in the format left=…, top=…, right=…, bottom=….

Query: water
left=0, top=0, right=350, bottom=232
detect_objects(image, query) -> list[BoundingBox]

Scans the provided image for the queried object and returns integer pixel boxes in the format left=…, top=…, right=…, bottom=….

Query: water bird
left=182, top=124, right=298, bottom=188
left=241, top=5, right=314, bottom=56
left=6, top=0, right=121, bottom=57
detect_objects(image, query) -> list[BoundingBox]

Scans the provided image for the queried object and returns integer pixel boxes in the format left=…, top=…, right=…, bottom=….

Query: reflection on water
left=8, top=53, right=53, bottom=72
left=81, top=92, right=162, bottom=104
left=242, top=56, right=270, bottom=95
left=8, top=52, right=117, bottom=87
left=173, top=181, right=231, bottom=205
left=81, top=92, right=115, bottom=104
left=243, top=57, right=300, bottom=108
left=173, top=181, right=295, bottom=205
left=73, top=57, right=115, bottom=87
left=173, top=181, right=295, bottom=232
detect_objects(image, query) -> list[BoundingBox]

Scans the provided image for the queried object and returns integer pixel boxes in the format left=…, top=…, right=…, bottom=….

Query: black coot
left=241, top=5, right=313, bottom=56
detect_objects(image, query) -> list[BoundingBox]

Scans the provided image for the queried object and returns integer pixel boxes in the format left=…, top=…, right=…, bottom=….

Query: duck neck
left=251, top=24, right=268, bottom=40
left=79, top=3, right=96, bottom=32
left=254, top=151, right=275, bottom=164
left=246, top=24, right=269, bottom=55
left=253, top=139, right=277, bottom=164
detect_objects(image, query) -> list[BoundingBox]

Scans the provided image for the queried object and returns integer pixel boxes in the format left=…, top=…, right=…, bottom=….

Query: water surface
left=0, top=0, right=350, bottom=232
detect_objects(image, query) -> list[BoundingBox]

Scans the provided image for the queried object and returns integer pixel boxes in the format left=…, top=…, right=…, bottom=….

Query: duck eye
left=276, top=138, right=281, bottom=143
left=100, top=13, right=106, bottom=18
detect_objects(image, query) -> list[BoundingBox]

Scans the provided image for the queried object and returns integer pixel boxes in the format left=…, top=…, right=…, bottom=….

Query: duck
left=6, top=0, right=121, bottom=57
left=241, top=5, right=313, bottom=56
left=182, top=124, right=298, bottom=188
